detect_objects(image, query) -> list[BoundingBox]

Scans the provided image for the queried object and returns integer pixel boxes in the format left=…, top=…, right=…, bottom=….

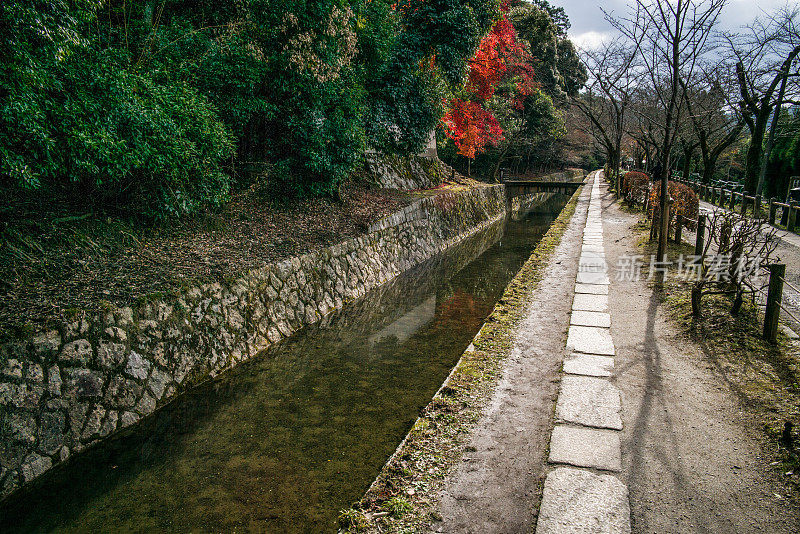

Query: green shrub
left=0, top=2, right=234, bottom=219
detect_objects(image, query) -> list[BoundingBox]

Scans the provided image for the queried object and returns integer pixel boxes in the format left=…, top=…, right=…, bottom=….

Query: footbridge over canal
left=503, top=177, right=586, bottom=199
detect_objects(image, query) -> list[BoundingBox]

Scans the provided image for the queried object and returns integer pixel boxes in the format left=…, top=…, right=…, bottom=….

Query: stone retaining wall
left=364, top=152, right=446, bottom=190
left=0, top=184, right=506, bottom=498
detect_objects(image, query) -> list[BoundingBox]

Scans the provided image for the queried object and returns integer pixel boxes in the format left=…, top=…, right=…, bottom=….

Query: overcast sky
left=554, top=0, right=794, bottom=49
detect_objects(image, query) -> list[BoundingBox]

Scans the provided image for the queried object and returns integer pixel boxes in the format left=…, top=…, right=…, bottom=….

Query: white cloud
left=569, top=30, right=615, bottom=50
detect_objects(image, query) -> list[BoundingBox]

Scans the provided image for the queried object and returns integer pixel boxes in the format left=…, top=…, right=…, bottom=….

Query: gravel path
left=607, top=184, right=800, bottom=533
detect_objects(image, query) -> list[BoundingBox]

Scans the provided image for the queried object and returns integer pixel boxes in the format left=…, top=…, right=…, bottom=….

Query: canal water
left=0, top=194, right=569, bottom=533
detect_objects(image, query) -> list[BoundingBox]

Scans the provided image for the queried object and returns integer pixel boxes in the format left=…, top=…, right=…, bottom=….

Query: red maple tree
left=442, top=8, right=536, bottom=159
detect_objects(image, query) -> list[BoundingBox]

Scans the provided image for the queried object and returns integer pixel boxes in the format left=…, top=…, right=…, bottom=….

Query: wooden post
left=769, top=198, right=777, bottom=225
left=675, top=214, right=683, bottom=244
left=740, top=194, right=748, bottom=216
left=729, top=190, right=736, bottom=210
left=754, top=194, right=762, bottom=219
left=764, top=263, right=786, bottom=343
left=790, top=203, right=799, bottom=232
left=695, top=214, right=706, bottom=257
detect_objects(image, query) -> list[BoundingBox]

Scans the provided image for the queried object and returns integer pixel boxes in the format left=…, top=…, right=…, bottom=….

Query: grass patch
left=338, top=181, right=586, bottom=533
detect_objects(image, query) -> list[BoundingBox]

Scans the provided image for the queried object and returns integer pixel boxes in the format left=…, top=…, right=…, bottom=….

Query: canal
left=0, top=194, right=569, bottom=533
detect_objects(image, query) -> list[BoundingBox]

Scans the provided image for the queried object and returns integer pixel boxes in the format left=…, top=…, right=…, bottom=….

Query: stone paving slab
left=536, top=467, right=631, bottom=534
left=555, top=375, right=622, bottom=429
left=548, top=425, right=622, bottom=471
left=579, top=257, right=607, bottom=268
left=570, top=310, right=611, bottom=328
left=572, top=294, right=609, bottom=312
left=576, top=270, right=610, bottom=285
left=581, top=245, right=605, bottom=253
left=563, top=353, right=614, bottom=377
left=574, top=283, right=608, bottom=295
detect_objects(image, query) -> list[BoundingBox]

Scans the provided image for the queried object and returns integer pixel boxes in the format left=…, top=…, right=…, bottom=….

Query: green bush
left=1, top=0, right=501, bottom=214
left=0, top=2, right=233, bottom=219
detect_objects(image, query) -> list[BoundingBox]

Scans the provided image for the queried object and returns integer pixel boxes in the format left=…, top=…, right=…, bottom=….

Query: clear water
left=0, top=195, right=568, bottom=533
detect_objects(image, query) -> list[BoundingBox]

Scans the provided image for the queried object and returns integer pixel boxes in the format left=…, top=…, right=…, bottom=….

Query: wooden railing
left=672, top=178, right=800, bottom=233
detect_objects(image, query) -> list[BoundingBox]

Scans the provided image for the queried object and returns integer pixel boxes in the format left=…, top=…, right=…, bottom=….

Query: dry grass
left=0, top=179, right=416, bottom=340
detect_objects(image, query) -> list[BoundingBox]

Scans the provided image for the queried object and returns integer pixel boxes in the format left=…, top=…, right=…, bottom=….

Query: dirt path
left=604, top=184, right=800, bottom=533
left=428, top=176, right=592, bottom=533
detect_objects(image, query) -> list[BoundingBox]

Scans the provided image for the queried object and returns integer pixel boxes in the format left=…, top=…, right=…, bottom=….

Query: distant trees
left=573, top=38, right=640, bottom=193
left=726, top=7, right=800, bottom=195
left=681, top=65, right=745, bottom=184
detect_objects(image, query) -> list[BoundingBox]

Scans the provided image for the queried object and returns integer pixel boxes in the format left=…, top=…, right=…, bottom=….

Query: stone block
left=556, top=375, right=622, bottom=430
left=574, top=283, right=608, bottom=295
left=572, top=294, right=609, bottom=313
left=570, top=311, right=611, bottom=328
left=59, top=340, right=93, bottom=365
left=563, top=353, right=614, bottom=377
left=566, top=325, right=614, bottom=355
left=576, top=270, right=610, bottom=285
left=536, top=467, right=630, bottom=534
left=125, top=351, right=151, bottom=380
left=549, top=425, right=622, bottom=471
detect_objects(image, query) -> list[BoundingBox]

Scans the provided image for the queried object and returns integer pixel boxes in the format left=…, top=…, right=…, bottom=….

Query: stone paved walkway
left=535, top=172, right=632, bottom=534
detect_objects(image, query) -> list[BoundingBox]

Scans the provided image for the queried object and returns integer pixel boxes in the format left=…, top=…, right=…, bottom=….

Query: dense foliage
left=441, top=11, right=534, bottom=159
left=766, top=110, right=800, bottom=198
left=439, top=0, right=586, bottom=179
left=0, top=0, right=500, bottom=218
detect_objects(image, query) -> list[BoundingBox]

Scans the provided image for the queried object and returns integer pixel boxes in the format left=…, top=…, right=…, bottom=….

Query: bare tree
left=726, top=6, right=800, bottom=195
left=611, top=0, right=726, bottom=264
left=573, top=38, right=640, bottom=192
left=681, top=64, right=745, bottom=184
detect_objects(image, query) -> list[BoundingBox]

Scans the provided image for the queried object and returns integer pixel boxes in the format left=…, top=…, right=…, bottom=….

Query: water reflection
left=0, top=195, right=567, bottom=533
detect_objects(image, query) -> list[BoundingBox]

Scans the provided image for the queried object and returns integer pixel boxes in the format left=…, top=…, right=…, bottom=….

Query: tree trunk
left=731, top=290, right=743, bottom=316
left=691, top=285, right=703, bottom=318
left=744, top=110, right=769, bottom=193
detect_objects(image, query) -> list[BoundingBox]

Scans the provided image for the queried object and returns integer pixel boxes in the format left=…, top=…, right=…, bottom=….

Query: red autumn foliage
left=648, top=180, right=699, bottom=231
left=621, top=171, right=651, bottom=205
left=442, top=10, right=536, bottom=159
